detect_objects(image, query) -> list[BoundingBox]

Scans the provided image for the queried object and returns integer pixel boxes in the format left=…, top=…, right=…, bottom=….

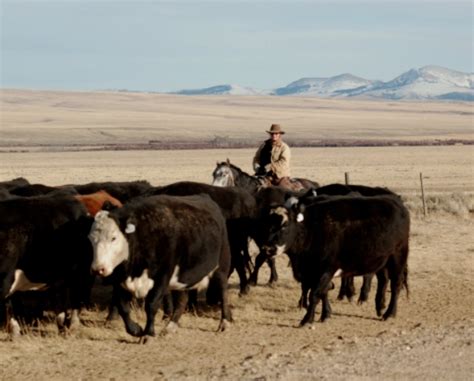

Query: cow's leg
left=162, top=291, right=174, bottom=320
left=232, top=248, right=250, bottom=296
left=298, top=283, right=309, bottom=309
left=242, top=241, right=254, bottom=275
left=212, top=269, right=232, bottom=332
left=300, top=272, right=333, bottom=326
left=141, top=283, right=169, bottom=341
left=320, top=293, right=332, bottom=322
left=52, top=286, right=70, bottom=334
left=161, top=291, right=188, bottom=336
left=337, top=277, right=355, bottom=301
left=375, top=269, right=388, bottom=317
left=248, top=252, right=267, bottom=286
left=113, top=286, right=143, bottom=337
left=300, top=288, right=319, bottom=326
left=267, top=256, right=278, bottom=284
left=358, top=274, right=374, bottom=305
left=4, top=300, right=21, bottom=339
left=382, top=254, right=407, bottom=320
left=106, top=305, right=120, bottom=322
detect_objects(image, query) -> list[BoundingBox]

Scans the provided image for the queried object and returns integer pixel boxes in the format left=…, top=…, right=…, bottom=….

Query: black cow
left=8, top=183, right=78, bottom=197
left=0, top=177, right=29, bottom=190
left=251, top=184, right=397, bottom=303
left=0, top=194, right=94, bottom=336
left=261, top=194, right=410, bottom=326
left=0, top=178, right=30, bottom=200
left=88, top=194, right=233, bottom=342
left=68, top=180, right=152, bottom=203
left=145, top=181, right=257, bottom=295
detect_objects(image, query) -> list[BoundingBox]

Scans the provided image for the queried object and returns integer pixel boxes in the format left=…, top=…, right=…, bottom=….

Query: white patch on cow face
left=333, top=269, right=343, bottom=278
left=285, top=196, right=299, bottom=209
left=89, top=211, right=130, bottom=277
left=296, top=213, right=304, bottom=223
left=274, top=244, right=287, bottom=257
left=122, top=269, right=155, bottom=299
left=7, top=269, right=48, bottom=297
left=271, top=207, right=289, bottom=225
left=168, top=265, right=217, bottom=291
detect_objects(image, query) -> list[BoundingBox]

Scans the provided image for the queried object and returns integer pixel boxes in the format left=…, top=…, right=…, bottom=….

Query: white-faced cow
left=145, top=181, right=257, bottom=296
left=88, top=194, right=232, bottom=343
left=261, top=194, right=410, bottom=327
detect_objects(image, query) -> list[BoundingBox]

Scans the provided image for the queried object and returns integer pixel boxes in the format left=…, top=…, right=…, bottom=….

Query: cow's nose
left=92, top=265, right=107, bottom=276
left=262, top=245, right=276, bottom=256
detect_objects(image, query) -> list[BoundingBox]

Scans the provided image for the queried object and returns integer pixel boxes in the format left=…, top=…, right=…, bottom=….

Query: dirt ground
left=0, top=146, right=472, bottom=380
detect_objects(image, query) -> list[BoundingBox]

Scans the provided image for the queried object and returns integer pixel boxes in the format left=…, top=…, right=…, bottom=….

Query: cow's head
left=260, top=197, right=305, bottom=256
left=88, top=211, right=135, bottom=277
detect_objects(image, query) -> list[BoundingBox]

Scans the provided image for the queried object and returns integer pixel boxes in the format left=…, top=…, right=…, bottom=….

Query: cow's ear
left=125, top=223, right=136, bottom=234
left=122, top=217, right=136, bottom=234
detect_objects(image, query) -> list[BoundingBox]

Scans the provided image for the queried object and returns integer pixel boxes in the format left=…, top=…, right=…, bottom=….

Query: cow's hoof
left=69, top=311, right=81, bottom=329
left=138, top=335, right=153, bottom=344
left=7, top=318, right=21, bottom=340
left=161, top=321, right=179, bottom=336
left=127, top=322, right=143, bottom=337
left=217, top=319, right=231, bottom=332
left=382, top=312, right=395, bottom=321
left=239, top=285, right=250, bottom=297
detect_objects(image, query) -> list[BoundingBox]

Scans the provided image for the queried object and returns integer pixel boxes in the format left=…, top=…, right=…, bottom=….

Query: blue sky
left=1, top=0, right=472, bottom=91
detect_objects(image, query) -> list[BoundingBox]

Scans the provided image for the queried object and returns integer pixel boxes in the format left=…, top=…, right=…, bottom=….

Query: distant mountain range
left=173, top=66, right=474, bottom=101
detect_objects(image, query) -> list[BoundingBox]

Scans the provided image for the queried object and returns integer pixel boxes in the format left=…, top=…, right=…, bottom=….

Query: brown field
left=0, top=90, right=473, bottom=380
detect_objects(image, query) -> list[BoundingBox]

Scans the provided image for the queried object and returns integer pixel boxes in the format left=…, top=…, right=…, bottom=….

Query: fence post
left=345, top=172, right=350, bottom=185
left=420, top=172, right=427, bottom=216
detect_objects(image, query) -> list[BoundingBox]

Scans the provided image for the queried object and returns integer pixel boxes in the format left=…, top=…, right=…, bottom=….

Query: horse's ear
left=226, top=158, right=230, bottom=165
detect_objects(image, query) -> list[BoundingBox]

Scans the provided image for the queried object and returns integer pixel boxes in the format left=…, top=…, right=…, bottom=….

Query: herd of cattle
left=0, top=162, right=410, bottom=342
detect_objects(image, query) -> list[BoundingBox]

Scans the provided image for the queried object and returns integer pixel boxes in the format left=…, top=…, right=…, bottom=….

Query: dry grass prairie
left=1, top=89, right=473, bottom=148
left=0, top=90, right=473, bottom=380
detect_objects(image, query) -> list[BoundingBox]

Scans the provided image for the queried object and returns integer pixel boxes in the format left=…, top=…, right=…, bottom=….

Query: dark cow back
left=69, top=180, right=152, bottom=203
left=0, top=177, right=30, bottom=190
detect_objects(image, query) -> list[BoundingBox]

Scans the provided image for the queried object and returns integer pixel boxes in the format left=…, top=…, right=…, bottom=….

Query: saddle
left=258, top=174, right=305, bottom=192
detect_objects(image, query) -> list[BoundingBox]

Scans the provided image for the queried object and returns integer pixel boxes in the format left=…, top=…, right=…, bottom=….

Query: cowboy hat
left=266, top=124, right=285, bottom=134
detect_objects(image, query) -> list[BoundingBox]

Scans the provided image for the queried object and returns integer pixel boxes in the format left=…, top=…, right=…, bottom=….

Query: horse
left=211, top=159, right=319, bottom=194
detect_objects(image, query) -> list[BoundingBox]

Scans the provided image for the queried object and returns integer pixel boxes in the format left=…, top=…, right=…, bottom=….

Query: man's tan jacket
left=253, top=140, right=291, bottom=179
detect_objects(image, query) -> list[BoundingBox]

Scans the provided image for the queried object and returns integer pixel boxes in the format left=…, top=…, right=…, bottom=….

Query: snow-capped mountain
left=273, top=74, right=376, bottom=96
left=174, top=84, right=269, bottom=96
left=345, top=66, right=474, bottom=100
left=171, top=66, right=473, bottom=101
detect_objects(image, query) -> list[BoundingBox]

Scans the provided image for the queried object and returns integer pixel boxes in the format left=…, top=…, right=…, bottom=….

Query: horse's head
left=212, top=160, right=235, bottom=187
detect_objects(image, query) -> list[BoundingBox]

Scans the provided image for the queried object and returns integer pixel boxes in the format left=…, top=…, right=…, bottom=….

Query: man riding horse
left=253, top=124, right=303, bottom=191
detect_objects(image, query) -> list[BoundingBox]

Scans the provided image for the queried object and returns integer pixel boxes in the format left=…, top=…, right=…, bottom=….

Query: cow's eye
left=111, top=236, right=117, bottom=242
